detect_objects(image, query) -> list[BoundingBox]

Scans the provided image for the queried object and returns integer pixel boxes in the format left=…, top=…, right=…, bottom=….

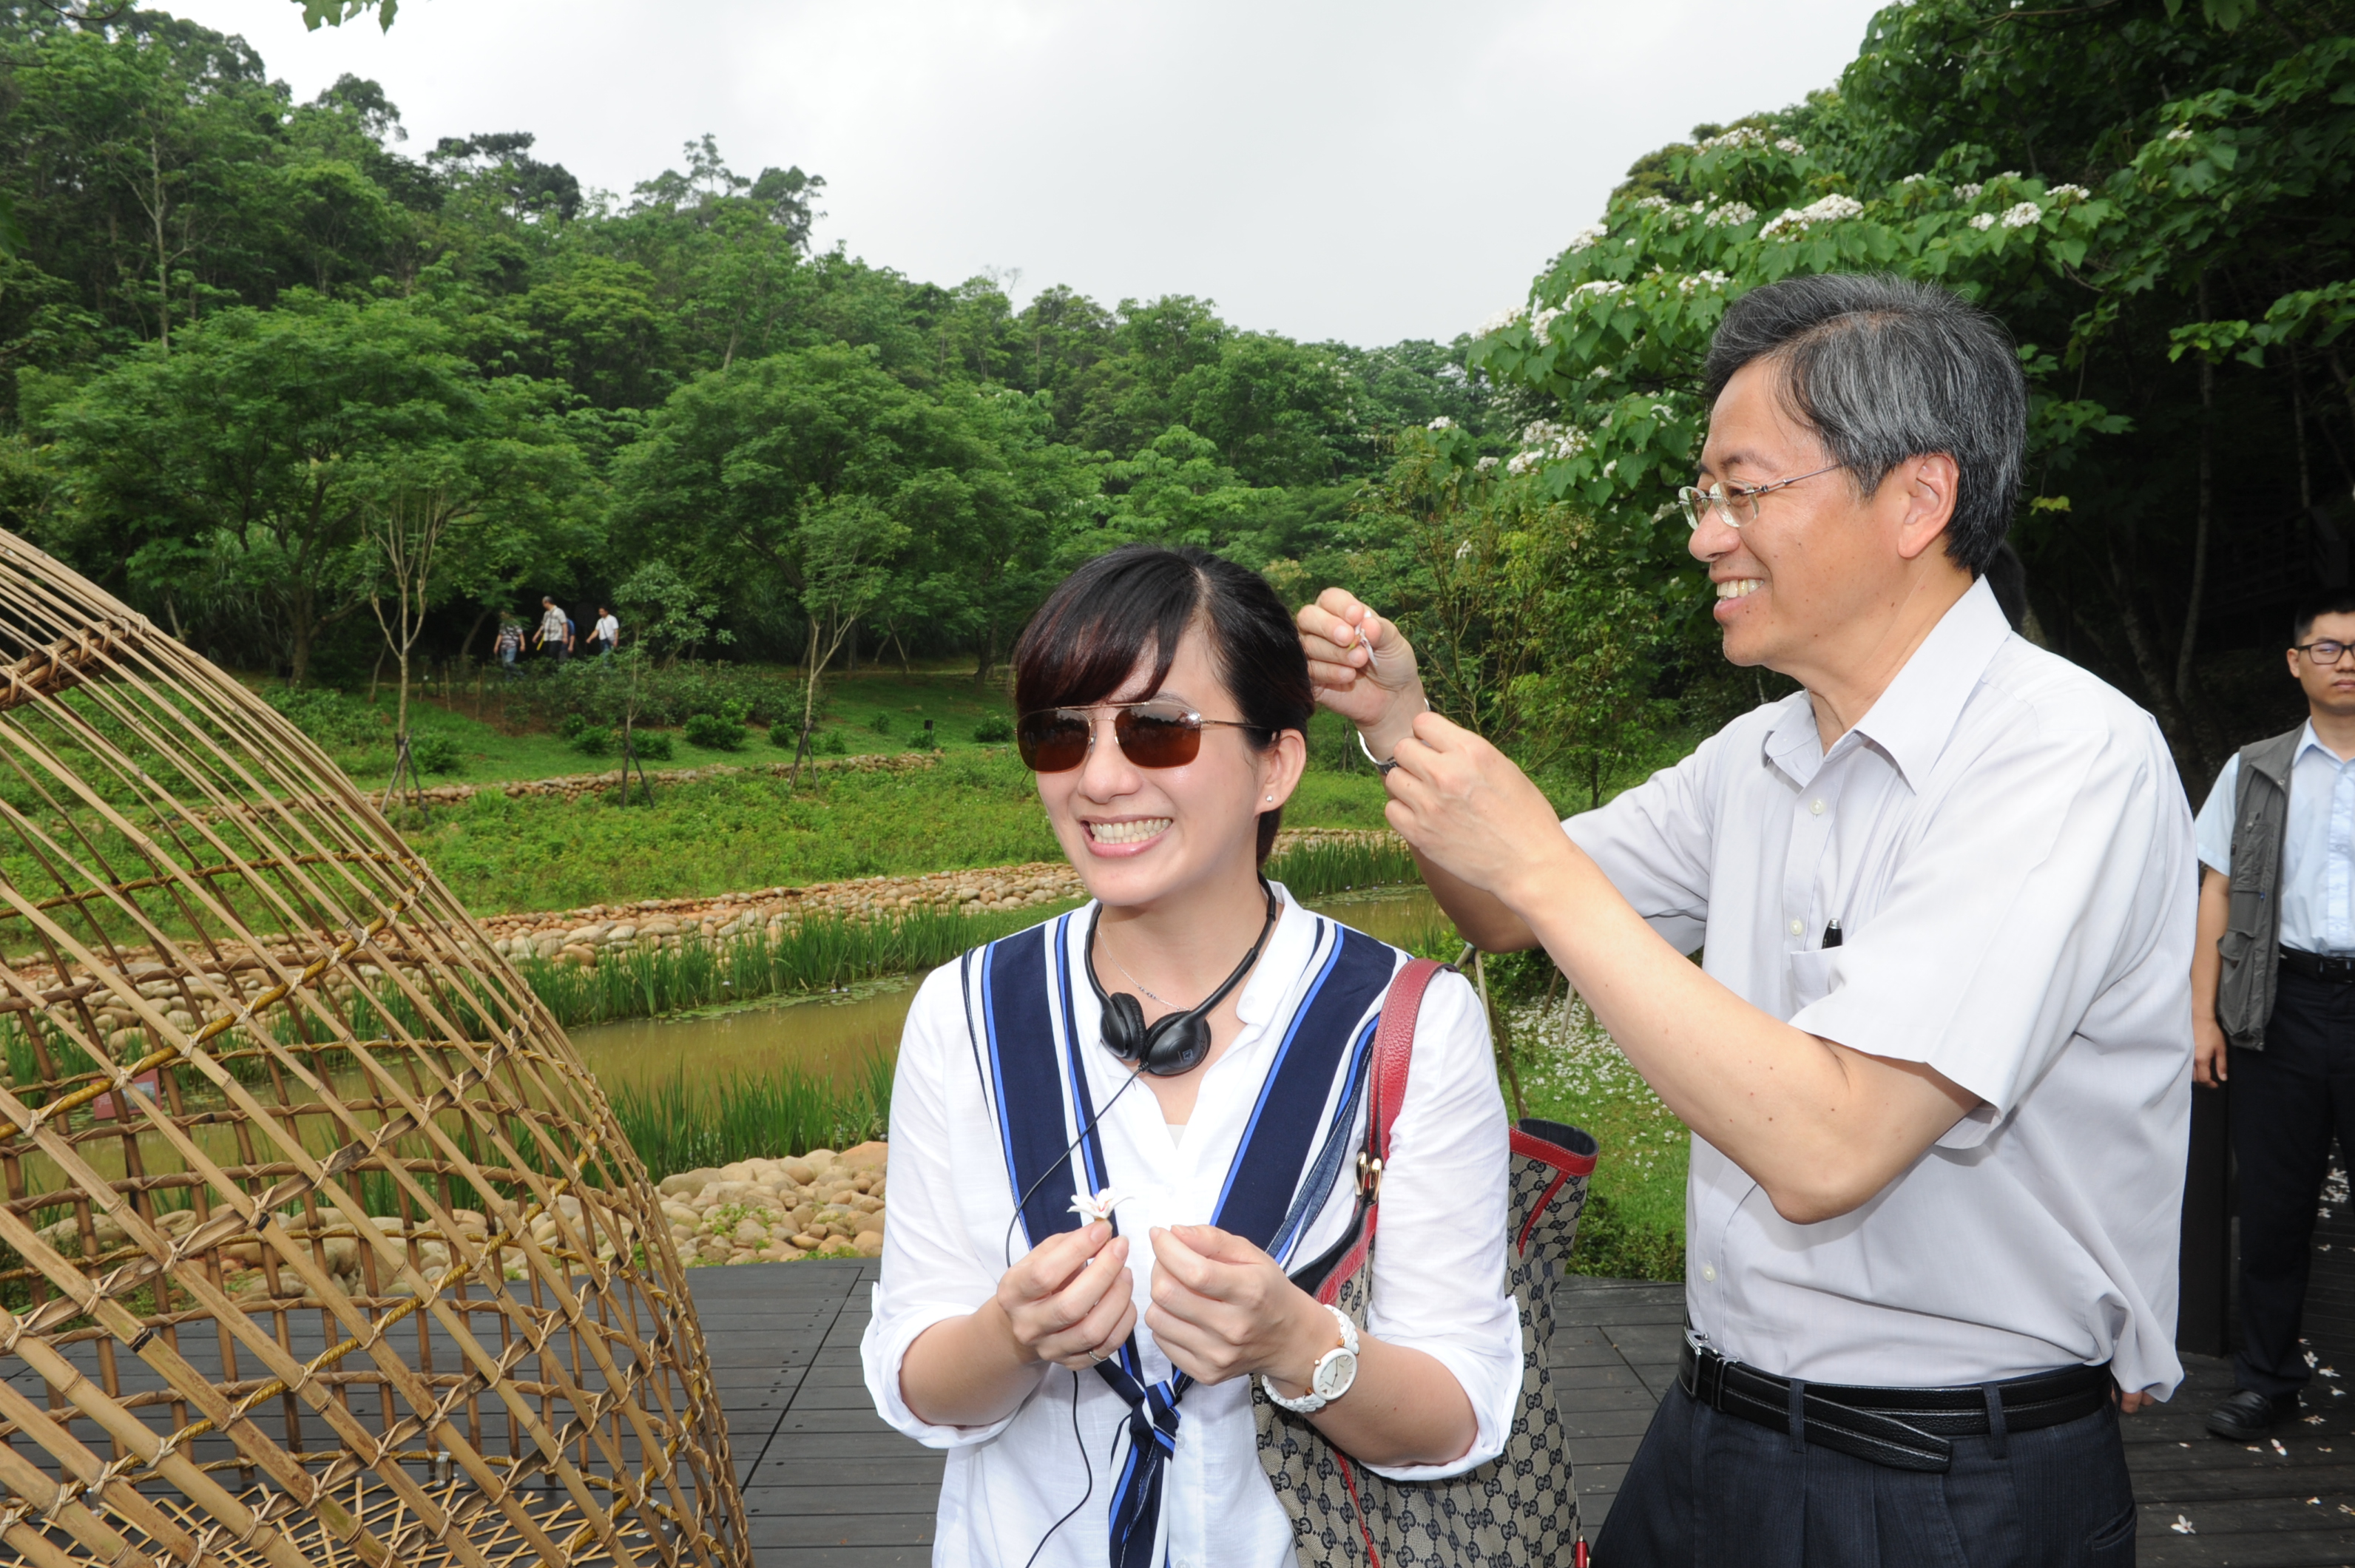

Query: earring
left=1265, top=794, right=1274, bottom=802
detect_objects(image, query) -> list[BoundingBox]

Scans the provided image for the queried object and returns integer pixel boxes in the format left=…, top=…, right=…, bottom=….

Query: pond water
left=570, top=884, right=1451, bottom=1092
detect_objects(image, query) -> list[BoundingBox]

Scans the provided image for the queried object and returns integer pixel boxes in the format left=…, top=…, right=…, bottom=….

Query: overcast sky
left=158, top=0, right=1888, bottom=347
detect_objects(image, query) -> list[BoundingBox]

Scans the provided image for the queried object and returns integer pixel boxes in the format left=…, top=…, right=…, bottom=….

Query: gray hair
left=1701, top=274, right=2024, bottom=574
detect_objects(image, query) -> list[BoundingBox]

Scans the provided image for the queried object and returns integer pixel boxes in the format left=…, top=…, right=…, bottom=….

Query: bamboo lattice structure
left=0, top=533, right=749, bottom=1567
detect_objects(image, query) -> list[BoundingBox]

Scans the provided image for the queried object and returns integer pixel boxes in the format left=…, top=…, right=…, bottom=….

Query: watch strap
left=1263, top=1302, right=1360, bottom=1414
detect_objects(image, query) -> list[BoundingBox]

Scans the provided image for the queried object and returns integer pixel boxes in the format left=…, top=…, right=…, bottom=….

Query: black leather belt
left=1677, top=1330, right=2113, bottom=1473
left=2281, top=947, right=2355, bottom=984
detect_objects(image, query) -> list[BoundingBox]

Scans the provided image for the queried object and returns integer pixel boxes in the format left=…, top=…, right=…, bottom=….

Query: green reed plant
left=608, top=1052, right=893, bottom=1183
left=1260, top=837, right=1419, bottom=899
left=516, top=902, right=1085, bottom=1030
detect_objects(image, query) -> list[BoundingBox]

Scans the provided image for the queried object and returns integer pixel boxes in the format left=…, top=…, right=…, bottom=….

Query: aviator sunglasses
left=1016, top=700, right=1263, bottom=773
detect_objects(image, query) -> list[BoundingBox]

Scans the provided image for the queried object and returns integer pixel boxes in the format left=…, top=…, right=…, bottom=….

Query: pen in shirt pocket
left=1821, top=919, right=1843, bottom=949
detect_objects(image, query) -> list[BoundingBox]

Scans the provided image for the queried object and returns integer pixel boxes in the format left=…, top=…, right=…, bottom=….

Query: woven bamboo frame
left=0, top=533, right=749, bottom=1567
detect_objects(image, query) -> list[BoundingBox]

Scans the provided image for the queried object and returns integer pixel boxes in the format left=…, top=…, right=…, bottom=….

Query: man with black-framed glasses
left=2192, top=588, right=2355, bottom=1442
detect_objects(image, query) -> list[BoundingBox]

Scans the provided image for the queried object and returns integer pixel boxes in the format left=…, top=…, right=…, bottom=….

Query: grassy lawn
left=394, top=737, right=1396, bottom=916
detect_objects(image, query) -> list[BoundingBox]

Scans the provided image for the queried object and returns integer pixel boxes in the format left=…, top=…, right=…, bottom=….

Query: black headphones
left=1085, top=882, right=1282, bottom=1077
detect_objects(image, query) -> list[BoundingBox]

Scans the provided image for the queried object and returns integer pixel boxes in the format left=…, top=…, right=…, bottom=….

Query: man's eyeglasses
left=2295, top=640, right=2355, bottom=666
left=1677, top=463, right=1845, bottom=530
left=1016, top=701, right=1265, bottom=773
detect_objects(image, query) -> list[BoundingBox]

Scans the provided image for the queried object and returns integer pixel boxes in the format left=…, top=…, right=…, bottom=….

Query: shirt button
left=1811, top=798, right=1826, bottom=816
left=1703, top=1264, right=1717, bottom=1282
left=1789, top=918, right=1804, bottom=936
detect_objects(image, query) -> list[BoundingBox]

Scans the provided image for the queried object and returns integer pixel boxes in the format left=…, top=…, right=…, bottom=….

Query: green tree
left=36, top=294, right=580, bottom=683
left=1466, top=2, right=2355, bottom=776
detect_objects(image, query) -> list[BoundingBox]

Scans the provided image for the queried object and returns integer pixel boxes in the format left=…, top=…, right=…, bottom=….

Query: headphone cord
left=1002, top=1060, right=1149, bottom=1271
left=1020, top=1368, right=1098, bottom=1568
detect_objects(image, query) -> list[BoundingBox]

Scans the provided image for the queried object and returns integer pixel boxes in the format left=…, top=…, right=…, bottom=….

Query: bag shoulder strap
left=1364, top=957, right=1445, bottom=1208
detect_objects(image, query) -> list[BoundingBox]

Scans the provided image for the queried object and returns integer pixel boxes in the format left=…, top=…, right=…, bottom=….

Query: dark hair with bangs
left=1013, top=544, right=1313, bottom=864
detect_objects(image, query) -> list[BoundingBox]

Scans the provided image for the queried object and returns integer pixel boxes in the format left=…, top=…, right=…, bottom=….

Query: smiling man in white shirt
left=1300, top=273, right=2195, bottom=1566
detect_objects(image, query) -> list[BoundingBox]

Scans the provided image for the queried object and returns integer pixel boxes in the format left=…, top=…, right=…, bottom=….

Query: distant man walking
left=493, top=619, right=523, bottom=680
left=537, top=597, right=570, bottom=665
left=591, top=606, right=621, bottom=661
left=2192, top=587, right=2355, bottom=1441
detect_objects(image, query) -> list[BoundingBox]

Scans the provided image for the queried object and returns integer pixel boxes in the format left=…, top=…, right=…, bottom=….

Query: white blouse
left=860, top=884, right=1520, bottom=1568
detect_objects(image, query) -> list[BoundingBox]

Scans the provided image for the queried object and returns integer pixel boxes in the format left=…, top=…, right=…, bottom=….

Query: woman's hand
left=1383, top=712, right=1576, bottom=910
left=1296, top=589, right=1427, bottom=757
left=995, top=1221, right=1138, bottom=1370
left=1145, top=1225, right=1335, bottom=1390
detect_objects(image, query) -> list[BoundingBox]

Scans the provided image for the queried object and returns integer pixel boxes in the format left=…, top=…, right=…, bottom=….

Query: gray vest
left=2217, top=725, right=2306, bottom=1050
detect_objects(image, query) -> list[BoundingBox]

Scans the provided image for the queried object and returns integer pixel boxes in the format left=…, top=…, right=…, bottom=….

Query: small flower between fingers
left=1070, top=1188, right=1129, bottom=1225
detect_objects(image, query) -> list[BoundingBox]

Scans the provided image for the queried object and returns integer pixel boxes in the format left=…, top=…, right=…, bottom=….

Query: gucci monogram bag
left=1255, top=958, right=1599, bottom=1568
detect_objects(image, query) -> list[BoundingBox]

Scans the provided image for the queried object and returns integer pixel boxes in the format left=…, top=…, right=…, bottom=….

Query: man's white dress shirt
left=862, top=886, right=1521, bottom=1568
left=1566, top=578, right=2194, bottom=1394
left=2194, top=723, right=2355, bottom=954
left=592, top=613, right=620, bottom=646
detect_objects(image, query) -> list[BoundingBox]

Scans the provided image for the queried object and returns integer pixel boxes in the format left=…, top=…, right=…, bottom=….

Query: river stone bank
left=482, top=827, right=1403, bottom=967
left=655, top=1140, right=890, bottom=1265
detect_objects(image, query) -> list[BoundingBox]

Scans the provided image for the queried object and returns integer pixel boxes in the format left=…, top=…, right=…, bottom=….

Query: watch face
left=1313, top=1348, right=1358, bottom=1402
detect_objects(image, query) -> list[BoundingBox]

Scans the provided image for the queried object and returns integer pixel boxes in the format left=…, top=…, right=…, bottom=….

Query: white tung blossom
left=1675, top=269, right=1732, bottom=297
left=2047, top=183, right=2092, bottom=203
left=1529, top=305, right=1564, bottom=340
left=1955, top=183, right=1984, bottom=202
left=1070, top=1188, right=1129, bottom=1224
left=1632, top=195, right=1673, bottom=212
left=1774, top=137, right=1807, bottom=155
left=2166, top=124, right=2195, bottom=141
left=1562, top=223, right=1608, bottom=255
left=1476, top=455, right=1501, bottom=473
left=1999, top=201, right=2044, bottom=229
left=1697, top=125, right=1769, bottom=151
left=1758, top=193, right=1865, bottom=240
left=1571, top=279, right=1627, bottom=300
left=1476, top=302, right=1528, bottom=337
left=1968, top=212, right=1998, bottom=231
left=1900, top=172, right=1930, bottom=185
left=1704, top=200, right=1757, bottom=227
left=1427, top=416, right=1455, bottom=430
left=1505, top=420, right=1589, bottom=476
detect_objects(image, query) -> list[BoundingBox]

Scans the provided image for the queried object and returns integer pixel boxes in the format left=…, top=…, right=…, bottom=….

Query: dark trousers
left=2231, top=964, right=2355, bottom=1397
left=1595, top=1384, right=2135, bottom=1567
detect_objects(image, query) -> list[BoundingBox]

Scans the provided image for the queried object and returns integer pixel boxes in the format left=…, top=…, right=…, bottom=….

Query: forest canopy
left=0, top=2, right=1497, bottom=688
left=0, top=0, right=2345, bottom=791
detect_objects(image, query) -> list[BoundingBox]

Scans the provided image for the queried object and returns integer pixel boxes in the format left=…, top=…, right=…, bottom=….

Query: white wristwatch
left=1263, top=1304, right=1359, bottom=1414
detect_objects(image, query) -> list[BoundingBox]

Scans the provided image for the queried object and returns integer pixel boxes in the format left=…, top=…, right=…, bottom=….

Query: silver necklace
left=1108, top=950, right=1182, bottom=1008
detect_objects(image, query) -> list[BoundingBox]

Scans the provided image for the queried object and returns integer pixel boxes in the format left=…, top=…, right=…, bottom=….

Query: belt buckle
left=1683, top=1326, right=1723, bottom=1408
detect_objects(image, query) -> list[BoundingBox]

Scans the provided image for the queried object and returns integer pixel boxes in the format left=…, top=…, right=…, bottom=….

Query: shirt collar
left=1754, top=578, right=2012, bottom=788
left=1845, top=576, right=2013, bottom=788
left=2292, top=721, right=2355, bottom=768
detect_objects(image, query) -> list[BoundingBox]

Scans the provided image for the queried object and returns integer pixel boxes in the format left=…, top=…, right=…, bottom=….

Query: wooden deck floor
left=697, top=1256, right=2355, bottom=1568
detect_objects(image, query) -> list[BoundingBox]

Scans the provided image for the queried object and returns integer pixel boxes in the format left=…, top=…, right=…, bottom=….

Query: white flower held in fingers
left=1070, top=1187, right=1129, bottom=1224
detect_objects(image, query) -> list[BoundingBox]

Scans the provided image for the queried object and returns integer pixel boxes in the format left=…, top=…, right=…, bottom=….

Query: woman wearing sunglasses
left=860, top=544, right=1519, bottom=1568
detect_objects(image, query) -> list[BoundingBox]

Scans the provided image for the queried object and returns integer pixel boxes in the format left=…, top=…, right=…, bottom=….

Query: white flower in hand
left=1070, top=1188, right=1128, bottom=1224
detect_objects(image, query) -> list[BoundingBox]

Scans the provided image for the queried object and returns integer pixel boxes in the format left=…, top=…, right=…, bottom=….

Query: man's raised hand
left=1385, top=712, right=1572, bottom=907
left=1297, top=589, right=1425, bottom=751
